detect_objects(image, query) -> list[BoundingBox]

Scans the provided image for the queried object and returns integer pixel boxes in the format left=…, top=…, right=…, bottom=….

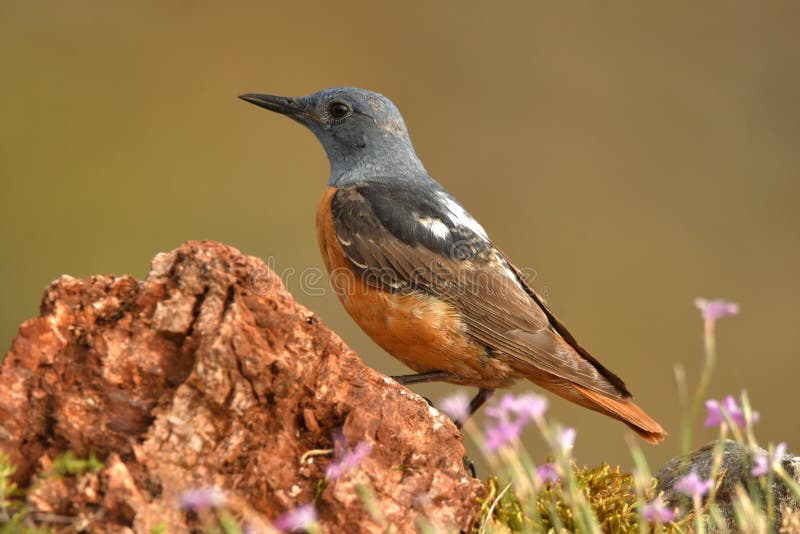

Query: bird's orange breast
left=316, top=187, right=516, bottom=388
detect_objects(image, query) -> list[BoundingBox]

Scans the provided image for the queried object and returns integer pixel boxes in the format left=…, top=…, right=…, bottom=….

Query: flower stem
left=681, top=319, right=717, bottom=457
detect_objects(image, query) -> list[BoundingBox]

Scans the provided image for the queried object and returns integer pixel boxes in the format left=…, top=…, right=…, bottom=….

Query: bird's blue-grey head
left=240, top=87, right=427, bottom=186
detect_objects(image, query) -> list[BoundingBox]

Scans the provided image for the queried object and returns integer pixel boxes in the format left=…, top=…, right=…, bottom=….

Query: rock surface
left=656, top=440, right=800, bottom=532
left=0, top=240, right=483, bottom=532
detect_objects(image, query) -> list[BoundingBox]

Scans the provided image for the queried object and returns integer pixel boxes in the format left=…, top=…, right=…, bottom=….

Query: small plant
left=0, top=453, right=17, bottom=524
left=48, top=450, right=104, bottom=478
left=0, top=450, right=105, bottom=532
left=0, top=453, right=46, bottom=534
left=478, top=464, right=683, bottom=533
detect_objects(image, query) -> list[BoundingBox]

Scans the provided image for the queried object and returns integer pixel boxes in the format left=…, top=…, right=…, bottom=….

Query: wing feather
left=330, top=182, right=629, bottom=399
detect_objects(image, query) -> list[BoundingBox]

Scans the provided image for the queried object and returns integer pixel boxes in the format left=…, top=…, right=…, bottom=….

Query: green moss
left=479, top=476, right=525, bottom=532
left=568, top=463, right=637, bottom=532
left=0, top=453, right=17, bottom=515
left=476, top=463, right=692, bottom=533
left=0, top=450, right=107, bottom=532
left=0, top=453, right=48, bottom=534
left=48, top=450, right=103, bottom=478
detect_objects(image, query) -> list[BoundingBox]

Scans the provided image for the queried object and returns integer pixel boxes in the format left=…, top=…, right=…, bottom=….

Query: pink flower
left=179, top=487, right=226, bottom=511
left=272, top=503, right=318, bottom=532
left=484, top=419, right=525, bottom=451
left=673, top=470, right=713, bottom=499
left=482, top=392, right=548, bottom=451
left=642, top=498, right=675, bottom=523
left=751, top=442, right=787, bottom=477
left=485, top=392, right=548, bottom=421
left=536, top=462, right=560, bottom=484
left=694, top=298, right=739, bottom=323
left=325, top=433, right=372, bottom=480
left=438, top=391, right=471, bottom=423
left=557, top=426, right=576, bottom=453
left=508, top=393, right=548, bottom=420
left=704, top=395, right=759, bottom=428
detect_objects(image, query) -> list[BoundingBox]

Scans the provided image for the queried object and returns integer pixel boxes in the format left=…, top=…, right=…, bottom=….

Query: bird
left=240, top=87, right=665, bottom=443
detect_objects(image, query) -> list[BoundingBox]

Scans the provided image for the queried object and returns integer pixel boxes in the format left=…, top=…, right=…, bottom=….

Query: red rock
left=0, top=241, right=483, bottom=532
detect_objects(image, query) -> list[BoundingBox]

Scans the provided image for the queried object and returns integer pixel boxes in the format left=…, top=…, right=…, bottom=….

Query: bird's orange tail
left=573, top=385, right=666, bottom=444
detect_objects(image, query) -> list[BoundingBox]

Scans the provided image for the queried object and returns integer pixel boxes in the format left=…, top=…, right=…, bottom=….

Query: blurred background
left=1, top=1, right=799, bottom=473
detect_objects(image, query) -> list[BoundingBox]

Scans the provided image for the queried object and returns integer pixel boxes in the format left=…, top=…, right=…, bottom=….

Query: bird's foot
left=463, top=455, right=477, bottom=478
left=391, top=371, right=451, bottom=386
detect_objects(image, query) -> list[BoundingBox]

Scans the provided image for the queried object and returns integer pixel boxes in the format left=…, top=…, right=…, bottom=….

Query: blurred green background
left=2, top=1, right=799, bottom=473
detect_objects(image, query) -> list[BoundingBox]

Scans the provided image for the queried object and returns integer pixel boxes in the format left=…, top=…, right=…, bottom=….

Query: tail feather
left=573, top=384, right=666, bottom=444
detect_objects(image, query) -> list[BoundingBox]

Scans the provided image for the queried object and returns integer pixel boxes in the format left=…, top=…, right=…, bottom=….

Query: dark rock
left=655, top=440, right=800, bottom=532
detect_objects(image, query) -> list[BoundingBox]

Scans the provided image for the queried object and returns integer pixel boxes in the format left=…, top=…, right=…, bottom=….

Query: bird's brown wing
left=330, top=181, right=630, bottom=399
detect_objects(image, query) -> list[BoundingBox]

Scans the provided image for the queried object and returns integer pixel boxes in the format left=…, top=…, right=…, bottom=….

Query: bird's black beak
left=239, top=93, right=308, bottom=121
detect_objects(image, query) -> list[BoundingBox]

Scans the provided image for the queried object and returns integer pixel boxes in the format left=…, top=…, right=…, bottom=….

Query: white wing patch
left=437, top=192, right=489, bottom=240
left=418, top=216, right=450, bottom=240
left=497, top=256, right=526, bottom=289
left=434, top=192, right=526, bottom=289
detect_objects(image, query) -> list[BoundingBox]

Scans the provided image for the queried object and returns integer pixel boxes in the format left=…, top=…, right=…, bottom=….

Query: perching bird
left=240, top=87, right=665, bottom=443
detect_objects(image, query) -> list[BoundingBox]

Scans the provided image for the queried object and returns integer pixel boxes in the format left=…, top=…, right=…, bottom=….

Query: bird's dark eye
left=327, top=101, right=350, bottom=120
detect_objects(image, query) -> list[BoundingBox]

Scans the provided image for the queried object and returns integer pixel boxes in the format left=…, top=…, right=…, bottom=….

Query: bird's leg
left=391, top=374, right=492, bottom=478
left=391, top=371, right=451, bottom=385
left=455, top=388, right=495, bottom=429
left=457, top=389, right=494, bottom=478
left=462, top=456, right=477, bottom=478
left=391, top=371, right=452, bottom=409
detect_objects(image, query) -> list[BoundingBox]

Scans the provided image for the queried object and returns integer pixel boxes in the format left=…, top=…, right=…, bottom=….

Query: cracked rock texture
left=0, top=240, right=483, bottom=532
